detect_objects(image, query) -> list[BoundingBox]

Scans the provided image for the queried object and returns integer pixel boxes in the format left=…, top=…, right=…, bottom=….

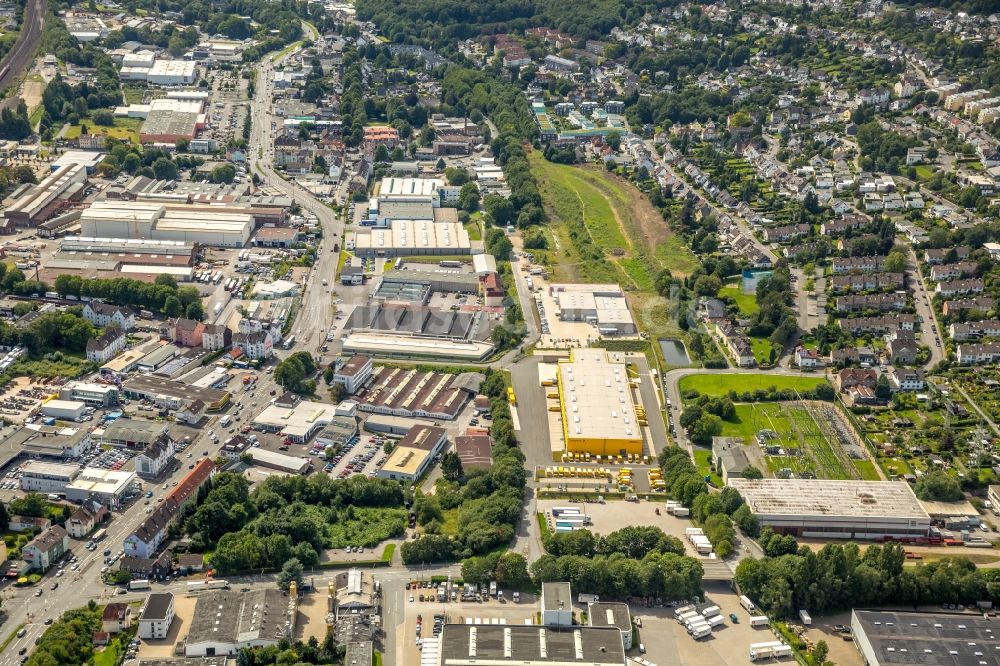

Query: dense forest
left=355, top=0, right=681, bottom=48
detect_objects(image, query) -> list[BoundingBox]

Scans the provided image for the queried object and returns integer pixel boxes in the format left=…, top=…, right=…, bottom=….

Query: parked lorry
left=749, top=615, right=770, bottom=628
left=740, top=595, right=756, bottom=612
left=706, top=615, right=725, bottom=628
left=129, top=579, right=151, bottom=591
left=799, top=609, right=812, bottom=625
left=674, top=604, right=696, bottom=619
left=691, top=625, right=712, bottom=640
left=701, top=605, right=721, bottom=618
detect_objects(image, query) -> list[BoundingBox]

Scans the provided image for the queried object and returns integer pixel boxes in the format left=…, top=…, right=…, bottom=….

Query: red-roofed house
left=481, top=273, right=505, bottom=307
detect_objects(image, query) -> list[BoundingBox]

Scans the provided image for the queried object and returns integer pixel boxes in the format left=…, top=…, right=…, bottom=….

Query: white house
left=86, top=328, right=126, bottom=364
left=83, top=302, right=136, bottom=331
left=139, top=593, right=175, bottom=639
left=232, top=331, right=272, bottom=360
left=135, top=434, right=176, bottom=479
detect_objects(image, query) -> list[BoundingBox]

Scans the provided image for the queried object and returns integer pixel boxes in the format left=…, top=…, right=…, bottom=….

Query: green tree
left=441, top=451, right=463, bottom=481
left=813, top=640, right=829, bottom=666
left=494, top=552, right=530, bottom=588
left=884, top=250, right=907, bottom=273
left=163, top=295, right=182, bottom=317
left=914, top=471, right=964, bottom=502
left=458, top=182, right=480, bottom=212
left=185, top=300, right=205, bottom=321
left=277, top=557, right=304, bottom=591
left=152, top=157, right=178, bottom=180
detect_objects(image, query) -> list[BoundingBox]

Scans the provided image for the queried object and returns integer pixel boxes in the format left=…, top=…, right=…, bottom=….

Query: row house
left=935, top=278, right=985, bottom=298
left=949, top=319, right=1000, bottom=341
left=925, top=246, right=971, bottom=264
left=957, top=343, right=1000, bottom=365
left=124, top=459, right=215, bottom=559
left=929, top=261, right=978, bottom=282
left=821, top=214, right=870, bottom=236
left=834, top=293, right=907, bottom=313
left=201, top=324, right=231, bottom=352
left=830, top=273, right=905, bottom=293
left=831, top=255, right=886, bottom=274
left=837, top=315, right=918, bottom=335
left=943, top=297, right=994, bottom=317
left=761, top=223, right=810, bottom=243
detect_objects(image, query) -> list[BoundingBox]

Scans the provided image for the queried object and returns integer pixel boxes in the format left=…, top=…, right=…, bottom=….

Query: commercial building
left=727, top=478, right=931, bottom=539
left=185, top=588, right=293, bottom=657
left=247, top=448, right=311, bottom=475
left=252, top=399, right=338, bottom=443
left=378, top=268, right=481, bottom=296
left=356, top=367, right=478, bottom=420
left=851, top=609, right=1000, bottom=666
left=42, top=236, right=197, bottom=283
left=587, top=602, right=633, bottom=649
left=139, top=593, right=176, bottom=640
left=65, top=467, right=138, bottom=509
left=136, top=435, right=176, bottom=478
left=349, top=221, right=476, bottom=257
left=556, top=349, right=643, bottom=457
left=100, top=419, right=169, bottom=450
left=12, top=423, right=91, bottom=459
left=66, top=500, right=108, bottom=538
left=59, top=381, right=120, bottom=407
left=455, top=434, right=492, bottom=470
left=333, top=355, right=373, bottom=395
left=435, top=625, right=625, bottom=666
left=550, top=284, right=637, bottom=336
left=123, top=375, right=230, bottom=411
left=3, top=163, right=87, bottom=227
left=20, top=461, right=80, bottom=492
left=22, top=525, right=70, bottom=572
left=342, top=332, right=495, bottom=361
left=39, top=399, right=87, bottom=421
left=541, top=582, right=573, bottom=626
left=80, top=201, right=252, bottom=247
left=376, top=425, right=447, bottom=481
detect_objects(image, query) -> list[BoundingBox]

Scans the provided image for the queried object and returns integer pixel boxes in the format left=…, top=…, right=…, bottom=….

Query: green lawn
left=693, top=448, right=721, bottom=486
left=720, top=283, right=759, bottom=316
left=750, top=337, right=777, bottom=366
left=853, top=459, right=882, bottom=481
left=914, top=165, right=934, bottom=180
left=679, top=374, right=829, bottom=399
left=63, top=117, right=142, bottom=144
left=538, top=160, right=628, bottom=250
left=93, top=636, right=124, bottom=666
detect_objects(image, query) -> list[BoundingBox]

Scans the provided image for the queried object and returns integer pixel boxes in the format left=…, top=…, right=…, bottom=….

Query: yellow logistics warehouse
left=557, top=349, right=643, bottom=456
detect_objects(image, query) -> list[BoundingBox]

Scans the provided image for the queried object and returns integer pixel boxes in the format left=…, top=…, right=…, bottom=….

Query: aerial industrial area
left=2, top=0, right=1000, bottom=665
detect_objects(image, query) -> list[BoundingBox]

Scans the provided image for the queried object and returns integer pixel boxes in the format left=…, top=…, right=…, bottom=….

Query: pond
left=658, top=338, right=691, bottom=366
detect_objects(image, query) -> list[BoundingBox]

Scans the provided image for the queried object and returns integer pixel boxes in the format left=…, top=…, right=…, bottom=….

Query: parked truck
left=740, top=595, right=756, bottom=612
left=749, top=615, right=770, bottom=628
left=798, top=609, right=812, bottom=625
left=701, top=605, right=721, bottom=618
left=673, top=604, right=696, bottom=619
left=691, top=625, right=712, bottom=640
left=749, top=641, right=785, bottom=662
left=706, top=615, right=725, bottom=628
left=129, top=579, right=151, bottom=591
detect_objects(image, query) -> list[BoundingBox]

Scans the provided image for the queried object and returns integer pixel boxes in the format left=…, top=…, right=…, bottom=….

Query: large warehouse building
left=434, top=625, right=626, bottom=666
left=80, top=201, right=252, bottom=247
left=120, top=59, right=198, bottom=85
left=550, top=283, right=637, bottom=336
left=556, top=348, right=643, bottom=456
left=851, top=610, right=1000, bottom=666
left=348, top=221, right=478, bottom=257
left=727, top=478, right=931, bottom=539
left=4, top=163, right=88, bottom=227
left=40, top=236, right=197, bottom=283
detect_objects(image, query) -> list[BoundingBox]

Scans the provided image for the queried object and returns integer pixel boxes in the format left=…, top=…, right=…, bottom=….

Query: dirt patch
left=21, top=80, right=44, bottom=116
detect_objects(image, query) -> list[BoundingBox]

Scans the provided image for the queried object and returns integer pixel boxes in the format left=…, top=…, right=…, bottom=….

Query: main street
left=248, top=25, right=345, bottom=357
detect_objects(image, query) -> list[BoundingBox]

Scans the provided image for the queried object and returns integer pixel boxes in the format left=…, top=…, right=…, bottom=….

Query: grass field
left=62, top=117, right=142, bottom=144
left=720, top=283, right=759, bottom=316
left=679, top=374, right=829, bottom=398
left=750, top=337, right=777, bottom=366
left=693, top=448, right=722, bottom=486
left=529, top=152, right=697, bottom=287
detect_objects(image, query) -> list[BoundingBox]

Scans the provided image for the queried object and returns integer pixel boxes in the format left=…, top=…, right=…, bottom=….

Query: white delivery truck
left=673, top=604, right=696, bottom=619
left=701, top=605, right=721, bottom=618
left=749, top=615, right=770, bottom=628
left=220, top=415, right=232, bottom=427
left=706, top=615, right=725, bottom=628
left=799, top=609, right=812, bottom=625
left=691, top=625, right=712, bottom=640
left=740, top=595, right=756, bottom=612
left=678, top=611, right=701, bottom=625
left=129, top=579, right=151, bottom=591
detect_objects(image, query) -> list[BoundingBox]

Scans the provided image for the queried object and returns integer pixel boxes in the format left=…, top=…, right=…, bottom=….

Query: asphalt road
left=0, top=0, right=45, bottom=110
left=906, top=246, right=945, bottom=368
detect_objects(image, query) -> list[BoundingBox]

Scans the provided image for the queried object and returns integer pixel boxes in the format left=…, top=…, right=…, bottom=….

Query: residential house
left=171, top=318, right=205, bottom=347
left=83, top=302, right=136, bottom=332
left=943, top=297, right=995, bottom=317
left=66, top=500, right=108, bottom=539
left=830, top=273, right=905, bottom=292
left=201, top=324, right=231, bottom=352
left=930, top=262, right=978, bottom=282
left=138, top=593, right=175, bottom=639
left=119, top=549, right=173, bottom=581
left=761, top=223, right=810, bottom=243
left=834, top=293, right=907, bottom=313
left=835, top=368, right=878, bottom=392
left=957, top=343, right=1000, bottom=365
left=949, top=319, right=1000, bottom=342
left=925, top=246, right=971, bottom=264
left=86, top=327, right=126, bottom=364
left=831, top=256, right=886, bottom=274
left=885, top=329, right=918, bottom=365
left=712, top=437, right=751, bottom=484
left=124, top=459, right=215, bottom=559
left=9, top=515, right=52, bottom=532
left=821, top=214, right=870, bottom=236
left=102, top=603, right=133, bottom=633
left=716, top=321, right=755, bottom=367
left=22, top=525, right=70, bottom=572
left=888, top=368, right=925, bottom=391
left=935, top=279, right=985, bottom=297
left=794, top=347, right=822, bottom=369
left=232, top=331, right=272, bottom=360
left=135, top=434, right=176, bottom=479
left=175, top=399, right=205, bottom=426
left=837, top=315, right=919, bottom=335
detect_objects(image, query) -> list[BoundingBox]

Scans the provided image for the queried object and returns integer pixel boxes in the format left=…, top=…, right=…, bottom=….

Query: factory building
left=80, top=201, right=251, bottom=247
left=727, top=478, right=931, bottom=539
left=120, top=59, right=198, bottom=85
left=3, top=163, right=88, bottom=227
left=434, top=625, right=625, bottom=666
left=348, top=221, right=477, bottom=257
left=556, top=349, right=643, bottom=456
left=851, top=610, right=1000, bottom=666
left=376, top=425, right=447, bottom=482
left=41, top=236, right=197, bottom=284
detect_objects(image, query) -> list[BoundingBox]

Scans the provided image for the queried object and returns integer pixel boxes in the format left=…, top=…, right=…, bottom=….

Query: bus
left=92, top=528, right=108, bottom=541
left=283, top=335, right=296, bottom=350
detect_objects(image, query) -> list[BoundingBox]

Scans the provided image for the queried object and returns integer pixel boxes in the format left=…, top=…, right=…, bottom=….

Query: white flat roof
left=558, top=349, right=641, bottom=442
left=68, top=468, right=136, bottom=494
left=379, top=177, right=443, bottom=198
left=22, top=461, right=80, bottom=477
left=342, top=332, right=493, bottom=360
left=253, top=400, right=337, bottom=439
left=353, top=221, right=471, bottom=252
left=728, top=479, right=930, bottom=520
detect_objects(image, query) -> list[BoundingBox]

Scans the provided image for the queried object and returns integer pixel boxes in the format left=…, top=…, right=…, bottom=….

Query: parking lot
left=0, top=376, right=60, bottom=423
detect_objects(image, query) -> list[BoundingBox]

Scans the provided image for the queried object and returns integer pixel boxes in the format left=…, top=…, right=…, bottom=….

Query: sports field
left=679, top=373, right=829, bottom=398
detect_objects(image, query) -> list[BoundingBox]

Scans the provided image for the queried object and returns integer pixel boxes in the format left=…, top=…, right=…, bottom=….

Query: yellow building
left=557, top=348, right=643, bottom=456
